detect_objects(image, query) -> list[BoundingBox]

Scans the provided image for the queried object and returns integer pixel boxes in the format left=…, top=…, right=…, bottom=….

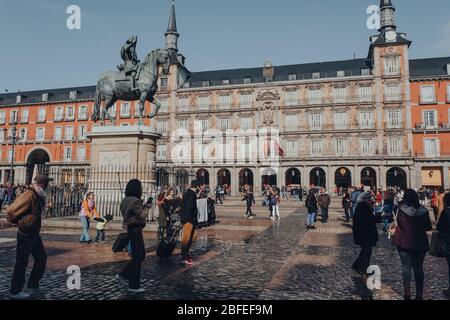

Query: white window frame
left=423, top=110, right=438, bottom=129
left=361, top=138, right=374, bottom=155
left=54, top=127, right=62, bottom=140
left=159, top=99, right=168, bottom=113
left=309, top=89, right=322, bottom=104
left=78, top=125, right=87, bottom=139
left=78, top=105, right=88, bottom=120
left=156, top=145, right=167, bottom=160
left=386, top=109, right=402, bottom=129
left=240, top=94, right=251, bottom=108
left=240, top=117, right=252, bottom=130
left=384, top=57, right=400, bottom=75
left=335, top=138, right=348, bottom=156
left=64, top=146, right=73, bottom=162
left=219, top=118, right=231, bottom=131
left=420, top=85, right=436, bottom=104
left=288, top=74, right=297, bottom=81
left=19, top=128, right=27, bottom=141
left=36, top=127, right=45, bottom=142
left=77, top=147, right=86, bottom=161
left=285, top=141, right=298, bottom=158
left=178, top=97, right=189, bottom=112
left=157, top=121, right=167, bottom=134
left=0, top=111, right=5, bottom=124
left=66, top=106, right=75, bottom=120
left=20, top=109, right=29, bottom=123
left=218, top=95, right=231, bottom=110
left=54, top=107, right=64, bottom=121
left=309, top=113, right=323, bottom=130
left=285, top=114, right=298, bottom=131
left=359, top=86, right=372, bottom=102
left=178, top=119, right=188, bottom=130
left=65, top=126, right=74, bottom=140
left=333, top=87, right=347, bottom=103
left=120, top=102, right=131, bottom=117
left=334, top=112, right=347, bottom=130
left=388, top=137, right=402, bottom=156
left=311, top=139, right=323, bottom=156
left=337, top=70, right=345, bottom=77
left=385, top=84, right=401, bottom=101
left=285, top=90, right=298, bottom=106
left=424, top=138, right=440, bottom=158
left=359, top=111, right=374, bottom=129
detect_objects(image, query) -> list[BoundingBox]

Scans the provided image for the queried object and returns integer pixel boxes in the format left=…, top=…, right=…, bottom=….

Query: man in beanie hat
left=7, top=173, right=52, bottom=299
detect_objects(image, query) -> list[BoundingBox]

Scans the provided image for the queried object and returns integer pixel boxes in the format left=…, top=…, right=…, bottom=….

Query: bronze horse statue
left=92, top=48, right=170, bottom=125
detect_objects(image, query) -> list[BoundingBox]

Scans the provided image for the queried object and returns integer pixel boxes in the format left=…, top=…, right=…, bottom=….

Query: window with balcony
left=18, top=128, right=27, bottom=141
left=240, top=94, right=251, bottom=108
left=78, top=125, right=87, bottom=139
left=285, top=141, right=298, bottom=157
left=218, top=95, right=231, bottom=110
left=309, top=89, right=322, bottom=104
left=333, top=87, right=347, bottom=103
left=178, top=119, right=188, bottom=130
left=64, top=147, right=73, bottom=162
left=157, top=121, right=167, bottom=134
left=0, top=130, right=4, bottom=143
left=387, top=109, right=402, bottom=128
left=178, top=97, right=189, bottom=112
left=159, top=99, right=168, bottom=113
left=335, top=138, right=348, bottom=156
left=219, top=118, right=231, bottom=131
left=359, top=111, right=374, bottom=129
left=120, top=102, right=131, bottom=117
left=77, top=147, right=86, bottom=161
left=66, top=106, right=75, bottom=120
left=385, top=84, right=401, bottom=101
left=447, top=84, right=450, bottom=102
left=309, top=113, right=322, bottom=130
left=36, top=128, right=45, bottom=141
left=7, top=149, right=13, bottom=162
left=198, top=96, right=210, bottom=111
left=285, top=90, right=298, bottom=106
left=359, top=86, right=372, bottom=102
left=78, top=105, right=88, bottom=120
left=0, top=111, right=5, bottom=124
left=157, top=145, right=167, bottom=160
left=54, top=127, right=62, bottom=140
left=334, top=112, right=347, bottom=130
left=160, top=77, right=168, bottom=90
left=65, top=126, right=74, bottom=140
left=420, top=85, right=436, bottom=104
left=311, top=139, right=323, bottom=156
left=388, top=137, right=402, bottom=156
left=424, top=138, right=439, bottom=158
left=424, top=110, right=437, bottom=129
left=20, top=109, right=29, bottom=123
left=285, top=114, right=298, bottom=131
left=384, top=57, right=400, bottom=75
left=9, top=110, right=18, bottom=123
left=240, top=117, right=252, bottom=130
left=54, top=107, right=64, bottom=121
left=362, top=139, right=374, bottom=155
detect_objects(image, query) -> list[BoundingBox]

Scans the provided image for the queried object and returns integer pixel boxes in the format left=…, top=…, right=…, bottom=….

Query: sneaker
left=309, top=225, right=317, bottom=230
left=10, top=291, right=30, bottom=300
left=101, top=241, right=106, bottom=244
left=249, top=216, right=254, bottom=220
left=128, top=288, right=145, bottom=294
left=270, top=216, right=275, bottom=221
left=182, top=258, right=194, bottom=266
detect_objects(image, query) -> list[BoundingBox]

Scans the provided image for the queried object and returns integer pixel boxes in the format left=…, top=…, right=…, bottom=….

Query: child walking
left=94, top=214, right=113, bottom=243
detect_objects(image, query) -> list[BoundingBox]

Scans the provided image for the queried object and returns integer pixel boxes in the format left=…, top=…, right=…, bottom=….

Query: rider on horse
left=118, top=36, right=140, bottom=94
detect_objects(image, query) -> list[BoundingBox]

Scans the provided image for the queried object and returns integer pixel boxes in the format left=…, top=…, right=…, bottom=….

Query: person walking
left=318, top=188, right=331, bottom=223
left=94, top=214, right=113, bottom=244
left=117, top=179, right=151, bottom=294
left=271, top=189, right=280, bottom=220
left=352, top=192, right=381, bottom=276
left=215, top=186, right=223, bottom=205
left=242, top=187, right=256, bottom=219
left=7, top=174, right=52, bottom=299
left=342, top=192, right=352, bottom=222
left=437, top=193, right=450, bottom=298
left=79, top=192, right=99, bottom=244
left=305, top=190, right=318, bottom=230
left=391, top=189, right=432, bottom=300
left=180, top=180, right=199, bottom=266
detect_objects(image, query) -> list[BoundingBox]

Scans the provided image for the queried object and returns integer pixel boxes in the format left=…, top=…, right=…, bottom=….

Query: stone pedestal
left=87, top=125, right=161, bottom=169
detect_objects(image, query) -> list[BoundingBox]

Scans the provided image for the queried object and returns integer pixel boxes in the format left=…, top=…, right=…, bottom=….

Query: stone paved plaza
left=0, top=198, right=449, bottom=300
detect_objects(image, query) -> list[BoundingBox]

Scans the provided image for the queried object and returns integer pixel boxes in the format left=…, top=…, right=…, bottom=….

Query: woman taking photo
left=392, top=189, right=432, bottom=300
left=117, top=179, right=151, bottom=293
left=79, top=192, right=99, bottom=243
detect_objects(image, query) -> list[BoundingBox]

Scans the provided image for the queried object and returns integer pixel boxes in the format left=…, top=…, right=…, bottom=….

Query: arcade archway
left=310, top=167, right=326, bottom=188
left=286, top=168, right=301, bottom=186
left=361, top=167, right=377, bottom=190
left=239, top=168, right=254, bottom=187
left=217, top=169, right=231, bottom=187
left=197, top=169, right=210, bottom=186
left=386, top=167, right=407, bottom=190
left=26, top=148, right=51, bottom=184
left=335, top=167, right=352, bottom=190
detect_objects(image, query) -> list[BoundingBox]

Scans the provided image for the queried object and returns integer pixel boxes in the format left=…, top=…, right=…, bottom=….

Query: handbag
left=430, top=231, right=445, bottom=258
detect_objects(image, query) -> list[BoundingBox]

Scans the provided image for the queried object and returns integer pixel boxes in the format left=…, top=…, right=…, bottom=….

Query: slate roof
left=1, top=57, right=449, bottom=106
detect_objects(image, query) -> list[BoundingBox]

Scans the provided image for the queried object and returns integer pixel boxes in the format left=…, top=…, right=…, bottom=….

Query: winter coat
left=305, top=194, right=318, bottom=214
left=352, top=201, right=381, bottom=247
left=181, top=189, right=198, bottom=225
left=391, top=203, right=432, bottom=252
left=120, top=196, right=148, bottom=230
left=318, top=194, right=331, bottom=208
left=342, top=195, right=351, bottom=209
left=437, top=208, right=450, bottom=256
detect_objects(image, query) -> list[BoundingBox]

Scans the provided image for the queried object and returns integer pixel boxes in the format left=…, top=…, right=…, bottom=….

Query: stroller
left=156, top=213, right=182, bottom=259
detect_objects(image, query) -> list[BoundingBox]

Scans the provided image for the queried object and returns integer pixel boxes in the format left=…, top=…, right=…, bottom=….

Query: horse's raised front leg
left=103, top=97, right=117, bottom=126
left=138, top=92, right=147, bottom=125
left=148, top=98, right=161, bottom=119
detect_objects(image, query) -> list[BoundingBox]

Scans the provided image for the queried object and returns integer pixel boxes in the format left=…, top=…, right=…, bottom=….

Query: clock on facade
left=385, top=31, right=397, bottom=42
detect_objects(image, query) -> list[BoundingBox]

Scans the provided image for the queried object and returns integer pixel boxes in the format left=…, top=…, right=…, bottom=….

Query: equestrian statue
left=92, top=36, right=170, bottom=125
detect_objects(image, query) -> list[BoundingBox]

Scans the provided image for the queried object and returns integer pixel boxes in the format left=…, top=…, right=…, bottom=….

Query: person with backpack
left=180, top=180, right=199, bottom=266
left=305, top=190, right=318, bottom=230
left=391, top=189, right=432, bottom=300
left=116, top=179, right=151, bottom=294
left=437, top=193, right=450, bottom=298
left=352, top=191, right=381, bottom=276
left=7, top=174, right=52, bottom=299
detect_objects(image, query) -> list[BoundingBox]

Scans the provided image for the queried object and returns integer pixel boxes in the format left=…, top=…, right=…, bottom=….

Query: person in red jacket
left=392, top=189, right=432, bottom=300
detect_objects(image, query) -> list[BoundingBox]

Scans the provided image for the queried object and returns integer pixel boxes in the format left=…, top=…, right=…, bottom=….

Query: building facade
left=1, top=0, right=450, bottom=194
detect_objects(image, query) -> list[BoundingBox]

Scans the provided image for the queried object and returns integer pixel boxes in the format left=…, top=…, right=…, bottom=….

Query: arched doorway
left=361, top=167, right=377, bottom=190
left=310, top=168, right=326, bottom=188
left=335, top=167, right=352, bottom=190
left=197, top=169, right=210, bottom=186
left=261, top=168, right=277, bottom=189
left=286, top=168, right=301, bottom=186
left=239, top=168, right=254, bottom=188
left=217, top=169, right=231, bottom=187
left=156, top=168, right=169, bottom=187
left=26, top=148, right=51, bottom=184
left=176, top=169, right=189, bottom=188
left=386, top=167, right=407, bottom=190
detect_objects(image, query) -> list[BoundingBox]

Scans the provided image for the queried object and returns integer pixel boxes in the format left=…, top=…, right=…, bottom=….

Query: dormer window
left=222, top=79, right=230, bottom=86
left=183, top=82, right=190, bottom=88
left=69, top=90, right=78, bottom=100
left=446, top=64, right=450, bottom=76
left=337, top=70, right=345, bottom=77
left=312, top=72, right=320, bottom=79
left=42, top=93, right=49, bottom=102
left=288, top=74, right=297, bottom=81
left=244, top=77, right=252, bottom=85
left=202, top=81, right=210, bottom=87
left=16, top=95, right=22, bottom=104
left=361, top=68, right=370, bottom=76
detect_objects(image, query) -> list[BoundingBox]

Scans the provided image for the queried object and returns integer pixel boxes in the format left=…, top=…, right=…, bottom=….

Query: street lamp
left=3, top=114, right=23, bottom=186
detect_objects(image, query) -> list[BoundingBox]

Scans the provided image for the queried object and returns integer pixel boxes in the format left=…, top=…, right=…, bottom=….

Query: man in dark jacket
left=352, top=191, right=381, bottom=276
left=180, top=180, right=199, bottom=266
left=318, top=188, right=331, bottom=223
left=8, top=174, right=52, bottom=299
left=242, top=187, right=256, bottom=219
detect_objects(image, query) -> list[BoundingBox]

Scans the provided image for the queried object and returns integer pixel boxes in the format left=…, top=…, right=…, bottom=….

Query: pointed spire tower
left=379, top=0, right=396, bottom=32
left=165, top=1, right=179, bottom=56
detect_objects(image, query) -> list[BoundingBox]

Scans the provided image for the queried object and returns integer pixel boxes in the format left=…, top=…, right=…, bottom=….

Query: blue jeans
left=307, top=212, right=316, bottom=225
left=80, top=216, right=90, bottom=242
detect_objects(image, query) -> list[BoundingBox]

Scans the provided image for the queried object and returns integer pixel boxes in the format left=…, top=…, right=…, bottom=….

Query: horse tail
left=92, top=83, right=102, bottom=121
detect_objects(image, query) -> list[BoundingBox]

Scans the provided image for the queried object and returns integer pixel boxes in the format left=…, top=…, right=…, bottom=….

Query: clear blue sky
left=0, top=0, right=449, bottom=92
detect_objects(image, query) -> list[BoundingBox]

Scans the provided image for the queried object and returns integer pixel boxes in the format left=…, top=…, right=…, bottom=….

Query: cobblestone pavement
left=0, top=198, right=449, bottom=300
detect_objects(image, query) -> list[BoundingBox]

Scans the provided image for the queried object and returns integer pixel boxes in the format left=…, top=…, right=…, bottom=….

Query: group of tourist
left=350, top=187, right=450, bottom=300
left=304, top=187, right=331, bottom=229
left=0, top=183, right=30, bottom=207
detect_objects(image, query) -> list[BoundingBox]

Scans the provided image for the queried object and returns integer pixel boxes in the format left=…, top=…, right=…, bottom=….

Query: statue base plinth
left=87, top=125, right=161, bottom=168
